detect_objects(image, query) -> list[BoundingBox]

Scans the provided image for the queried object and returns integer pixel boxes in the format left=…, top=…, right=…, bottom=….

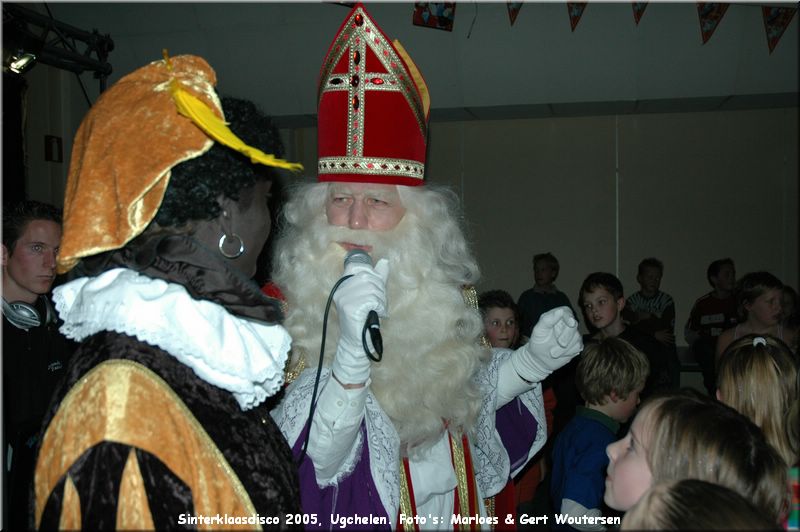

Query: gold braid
left=461, top=285, right=495, bottom=528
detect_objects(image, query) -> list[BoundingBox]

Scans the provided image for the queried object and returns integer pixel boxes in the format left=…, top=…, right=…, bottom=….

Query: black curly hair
left=154, top=97, right=285, bottom=228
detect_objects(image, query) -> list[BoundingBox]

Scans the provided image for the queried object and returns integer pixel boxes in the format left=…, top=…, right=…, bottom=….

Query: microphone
left=343, top=248, right=373, bottom=273
left=343, top=249, right=384, bottom=360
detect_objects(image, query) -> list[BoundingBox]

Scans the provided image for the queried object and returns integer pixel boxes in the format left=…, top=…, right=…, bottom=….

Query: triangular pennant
left=567, top=2, right=587, bottom=32
left=632, top=2, right=648, bottom=25
left=697, top=3, right=729, bottom=44
left=412, top=2, right=457, bottom=32
left=762, top=6, right=797, bottom=54
left=507, top=2, right=523, bottom=26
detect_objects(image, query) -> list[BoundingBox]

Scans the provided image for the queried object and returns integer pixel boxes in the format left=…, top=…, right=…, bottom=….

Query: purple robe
left=290, top=394, right=538, bottom=530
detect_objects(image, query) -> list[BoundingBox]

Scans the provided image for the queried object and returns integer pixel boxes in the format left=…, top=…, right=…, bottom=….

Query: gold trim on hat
left=318, top=5, right=427, bottom=159
left=318, top=156, right=424, bottom=180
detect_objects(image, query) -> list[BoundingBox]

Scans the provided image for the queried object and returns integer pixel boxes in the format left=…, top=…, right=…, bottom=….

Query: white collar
left=53, top=267, right=291, bottom=411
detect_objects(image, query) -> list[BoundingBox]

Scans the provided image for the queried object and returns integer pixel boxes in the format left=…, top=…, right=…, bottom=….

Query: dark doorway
left=3, top=71, right=28, bottom=204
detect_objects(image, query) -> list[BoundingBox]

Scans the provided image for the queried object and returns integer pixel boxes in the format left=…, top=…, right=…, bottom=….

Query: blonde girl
left=717, top=334, right=800, bottom=528
left=716, top=334, right=799, bottom=467
left=621, top=479, right=781, bottom=531
left=604, top=390, right=788, bottom=525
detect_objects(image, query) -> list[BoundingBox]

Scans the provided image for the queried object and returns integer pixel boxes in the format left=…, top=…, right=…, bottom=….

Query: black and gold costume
left=33, top=53, right=304, bottom=530
left=35, top=331, right=299, bottom=529
left=34, top=234, right=301, bottom=530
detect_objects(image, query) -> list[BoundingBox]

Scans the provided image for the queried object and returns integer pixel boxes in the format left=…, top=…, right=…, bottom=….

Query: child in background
left=551, top=273, right=668, bottom=438
left=480, top=289, right=521, bottom=349
left=684, top=257, right=738, bottom=395
left=621, top=479, right=781, bottom=531
left=716, top=271, right=797, bottom=360
left=716, top=334, right=799, bottom=467
left=604, top=390, right=788, bottom=525
left=788, top=384, right=800, bottom=530
left=623, top=258, right=679, bottom=387
left=478, top=289, right=558, bottom=516
left=782, top=285, right=798, bottom=324
left=716, top=334, right=799, bottom=528
left=782, top=285, right=799, bottom=353
left=517, top=252, right=575, bottom=341
left=579, top=272, right=670, bottom=399
left=550, top=337, right=648, bottom=531
left=684, top=258, right=738, bottom=345
left=624, top=258, right=676, bottom=348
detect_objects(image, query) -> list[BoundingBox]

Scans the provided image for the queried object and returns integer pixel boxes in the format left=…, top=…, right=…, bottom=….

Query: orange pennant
left=697, top=3, right=729, bottom=44
left=507, top=2, right=523, bottom=26
left=632, top=2, right=648, bottom=25
left=568, top=2, right=587, bottom=32
left=762, top=6, right=797, bottom=54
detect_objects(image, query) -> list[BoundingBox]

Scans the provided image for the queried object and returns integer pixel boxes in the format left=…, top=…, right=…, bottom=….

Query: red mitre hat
left=317, top=3, right=431, bottom=186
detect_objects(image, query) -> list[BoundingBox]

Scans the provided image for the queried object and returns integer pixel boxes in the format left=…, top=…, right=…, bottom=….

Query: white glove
left=512, top=306, right=582, bottom=383
left=331, top=258, right=390, bottom=385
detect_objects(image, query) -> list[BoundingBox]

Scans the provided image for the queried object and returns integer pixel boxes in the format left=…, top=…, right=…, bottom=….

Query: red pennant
left=412, top=2, right=457, bottom=32
left=632, top=2, right=648, bottom=25
left=507, top=2, right=523, bottom=26
left=762, top=6, right=797, bottom=54
left=567, top=2, right=587, bottom=32
left=697, top=3, right=729, bottom=44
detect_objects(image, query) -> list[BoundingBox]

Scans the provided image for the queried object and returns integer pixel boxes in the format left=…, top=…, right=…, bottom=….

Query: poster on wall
left=762, top=6, right=797, bottom=53
left=412, top=3, right=456, bottom=32
left=697, top=3, right=730, bottom=44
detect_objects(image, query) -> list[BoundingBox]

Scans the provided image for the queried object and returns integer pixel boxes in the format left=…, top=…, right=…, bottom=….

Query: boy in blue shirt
left=550, top=337, right=649, bottom=531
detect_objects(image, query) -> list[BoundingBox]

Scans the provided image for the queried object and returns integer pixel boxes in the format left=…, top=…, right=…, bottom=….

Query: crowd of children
left=478, top=251, right=799, bottom=530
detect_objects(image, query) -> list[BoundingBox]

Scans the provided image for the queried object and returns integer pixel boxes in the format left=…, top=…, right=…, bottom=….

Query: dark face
left=534, top=260, right=557, bottom=287
left=226, top=180, right=273, bottom=277
left=637, top=266, right=662, bottom=297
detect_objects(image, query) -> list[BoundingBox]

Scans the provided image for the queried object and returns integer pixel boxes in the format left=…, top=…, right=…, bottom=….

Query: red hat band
left=317, top=4, right=430, bottom=186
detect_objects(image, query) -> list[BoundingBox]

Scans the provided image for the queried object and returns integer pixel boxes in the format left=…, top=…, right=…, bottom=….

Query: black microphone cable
left=297, top=274, right=351, bottom=465
left=296, top=274, right=383, bottom=465
left=363, top=310, right=382, bottom=361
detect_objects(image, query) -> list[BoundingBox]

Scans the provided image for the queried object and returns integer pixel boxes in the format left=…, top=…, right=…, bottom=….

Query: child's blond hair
left=576, top=337, right=649, bottom=405
left=621, top=479, right=781, bottom=530
left=636, top=390, right=788, bottom=524
left=716, top=334, right=799, bottom=467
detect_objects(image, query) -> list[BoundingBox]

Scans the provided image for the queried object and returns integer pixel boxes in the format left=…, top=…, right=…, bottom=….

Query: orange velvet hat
left=57, top=54, right=301, bottom=274
left=317, top=3, right=431, bottom=186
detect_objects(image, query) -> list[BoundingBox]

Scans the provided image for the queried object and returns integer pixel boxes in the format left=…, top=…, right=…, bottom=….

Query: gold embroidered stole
left=398, top=433, right=487, bottom=532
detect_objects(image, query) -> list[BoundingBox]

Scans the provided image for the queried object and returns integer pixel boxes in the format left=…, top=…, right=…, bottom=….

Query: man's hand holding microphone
left=331, top=250, right=389, bottom=388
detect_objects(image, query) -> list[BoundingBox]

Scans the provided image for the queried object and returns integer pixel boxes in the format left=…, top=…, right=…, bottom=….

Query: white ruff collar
left=53, top=268, right=291, bottom=411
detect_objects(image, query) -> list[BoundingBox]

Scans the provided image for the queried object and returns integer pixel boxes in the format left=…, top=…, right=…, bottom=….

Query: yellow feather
left=169, top=79, right=303, bottom=173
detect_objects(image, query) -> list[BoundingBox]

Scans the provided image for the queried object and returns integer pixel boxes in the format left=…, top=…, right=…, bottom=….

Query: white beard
left=273, top=190, right=487, bottom=451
